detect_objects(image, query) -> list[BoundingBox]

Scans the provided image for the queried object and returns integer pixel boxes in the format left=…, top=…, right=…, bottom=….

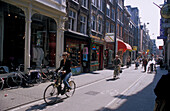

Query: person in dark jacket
left=143, top=58, right=148, bottom=72
left=154, top=69, right=170, bottom=111
left=56, top=52, right=72, bottom=94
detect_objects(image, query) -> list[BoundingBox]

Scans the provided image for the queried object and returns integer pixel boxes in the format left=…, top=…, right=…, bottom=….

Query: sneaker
left=66, top=87, right=72, bottom=92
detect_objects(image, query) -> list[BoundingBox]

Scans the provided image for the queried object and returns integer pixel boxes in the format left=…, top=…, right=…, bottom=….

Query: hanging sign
left=161, top=4, right=170, bottom=19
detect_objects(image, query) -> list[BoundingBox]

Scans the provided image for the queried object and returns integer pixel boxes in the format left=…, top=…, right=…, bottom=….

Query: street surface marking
left=102, top=73, right=147, bottom=110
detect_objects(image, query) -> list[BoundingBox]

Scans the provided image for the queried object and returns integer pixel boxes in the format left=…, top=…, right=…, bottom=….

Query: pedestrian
left=159, top=58, right=163, bottom=69
left=135, top=57, right=139, bottom=70
left=154, top=68, right=170, bottom=111
left=126, top=56, right=131, bottom=68
left=143, top=58, right=148, bottom=72
left=113, top=55, right=122, bottom=78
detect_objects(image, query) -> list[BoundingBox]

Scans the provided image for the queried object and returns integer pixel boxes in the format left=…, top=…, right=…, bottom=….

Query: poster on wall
left=71, top=67, right=81, bottom=75
left=83, top=54, right=88, bottom=61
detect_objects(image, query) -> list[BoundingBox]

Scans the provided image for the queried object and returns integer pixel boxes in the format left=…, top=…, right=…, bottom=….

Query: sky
left=124, top=0, right=164, bottom=48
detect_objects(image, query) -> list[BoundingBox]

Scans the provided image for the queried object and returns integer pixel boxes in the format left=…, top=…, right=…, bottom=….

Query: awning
left=117, top=39, right=132, bottom=53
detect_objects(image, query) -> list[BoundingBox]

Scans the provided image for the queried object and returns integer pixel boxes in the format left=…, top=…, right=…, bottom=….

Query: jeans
left=63, top=72, right=72, bottom=88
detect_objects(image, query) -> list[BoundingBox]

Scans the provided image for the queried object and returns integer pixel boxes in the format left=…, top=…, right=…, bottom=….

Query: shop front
left=104, top=33, right=115, bottom=68
left=0, top=0, right=66, bottom=72
left=104, top=43, right=114, bottom=68
left=31, top=14, right=57, bottom=68
left=117, top=39, right=132, bottom=65
left=64, top=31, right=91, bottom=75
left=90, top=36, right=104, bottom=71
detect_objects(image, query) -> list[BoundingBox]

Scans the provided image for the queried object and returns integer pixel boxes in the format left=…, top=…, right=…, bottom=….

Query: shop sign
left=92, top=44, right=96, bottom=50
left=161, top=4, right=170, bottom=19
left=91, top=35, right=105, bottom=44
left=105, top=33, right=115, bottom=42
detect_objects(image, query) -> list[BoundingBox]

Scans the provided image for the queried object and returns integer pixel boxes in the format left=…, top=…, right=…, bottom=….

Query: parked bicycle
left=6, top=65, right=42, bottom=88
left=43, top=70, right=76, bottom=105
left=37, top=64, right=53, bottom=83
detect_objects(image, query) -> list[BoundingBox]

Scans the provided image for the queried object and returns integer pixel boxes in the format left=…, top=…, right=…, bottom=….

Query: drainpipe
left=114, top=0, right=118, bottom=58
left=87, top=0, right=92, bottom=72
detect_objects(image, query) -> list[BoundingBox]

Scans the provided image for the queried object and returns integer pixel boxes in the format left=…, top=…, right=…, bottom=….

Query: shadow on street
left=95, top=66, right=167, bottom=111
left=25, top=97, right=67, bottom=111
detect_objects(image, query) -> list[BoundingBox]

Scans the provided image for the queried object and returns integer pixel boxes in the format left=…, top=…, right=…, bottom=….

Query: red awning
left=117, top=39, right=132, bottom=53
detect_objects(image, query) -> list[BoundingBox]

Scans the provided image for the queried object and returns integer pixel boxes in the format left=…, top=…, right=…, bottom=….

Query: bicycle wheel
left=6, top=75, right=22, bottom=88
left=0, top=78, right=4, bottom=90
left=65, top=81, right=76, bottom=97
left=43, top=84, right=59, bottom=105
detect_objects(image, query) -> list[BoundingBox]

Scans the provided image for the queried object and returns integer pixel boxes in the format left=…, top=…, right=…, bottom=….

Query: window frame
left=106, top=21, right=110, bottom=33
left=98, top=18, right=102, bottom=34
left=80, top=15, right=87, bottom=34
left=106, top=4, right=110, bottom=17
left=91, top=14, right=97, bottom=31
left=68, top=9, right=77, bottom=31
left=82, top=0, right=88, bottom=8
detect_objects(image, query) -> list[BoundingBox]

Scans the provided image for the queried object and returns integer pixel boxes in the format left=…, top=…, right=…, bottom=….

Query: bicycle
left=113, top=65, right=120, bottom=79
left=37, top=64, right=53, bottom=83
left=6, top=65, right=42, bottom=88
left=43, top=70, right=76, bottom=105
left=0, top=77, right=4, bottom=90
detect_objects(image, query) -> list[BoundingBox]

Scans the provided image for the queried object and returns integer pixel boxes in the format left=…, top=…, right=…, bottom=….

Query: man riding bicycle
left=113, top=55, right=122, bottom=78
left=55, top=52, right=72, bottom=95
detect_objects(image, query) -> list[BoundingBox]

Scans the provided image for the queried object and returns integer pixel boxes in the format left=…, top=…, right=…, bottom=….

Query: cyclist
left=55, top=52, right=72, bottom=95
left=113, top=55, right=122, bottom=79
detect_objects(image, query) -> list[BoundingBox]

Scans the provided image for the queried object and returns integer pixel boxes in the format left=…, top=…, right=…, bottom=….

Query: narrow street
left=0, top=64, right=167, bottom=111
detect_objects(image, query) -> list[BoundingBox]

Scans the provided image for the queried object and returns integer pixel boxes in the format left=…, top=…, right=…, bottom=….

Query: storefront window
left=0, top=2, right=25, bottom=72
left=66, top=43, right=81, bottom=67
left=31, top=14, right=57, bottom=67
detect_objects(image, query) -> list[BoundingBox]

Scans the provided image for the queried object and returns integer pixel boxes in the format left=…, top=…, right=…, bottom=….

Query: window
left=72, top=0, right=78, bottom=2
left=82, top=0, right=88, bottom=8
left=106, top=4, right=110, bottom=17
left=118, top=12, right=122, bottom=22
left=119, top=26, right=122, bottom=37
left=91, top=15, right=96, bottom=30
left=106, top=21, right=110, bottom=33
left=111, top=24, right=115, bottom=33
left=98, top=0, right=101, bottom=10
left=98, top=18, right=102, bottom=33
left=118, top=0, right=123, bottom=8
left=117, top=10, right=120, bottom=21
left=92, top=0, right=97, bottom=7
left=68, top=10, right=77, bottom=31
left=80, top=15, right=87, bottom=34
left=120, top=12, right=123, bottom=22
left=117, top=24, right=119, bottom=36
left=111, top=8, right=115, bottom=21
